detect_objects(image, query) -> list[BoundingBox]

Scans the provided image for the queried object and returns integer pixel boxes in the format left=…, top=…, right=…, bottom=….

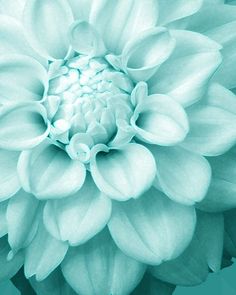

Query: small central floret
left=44, top=55, right=134, bottom=161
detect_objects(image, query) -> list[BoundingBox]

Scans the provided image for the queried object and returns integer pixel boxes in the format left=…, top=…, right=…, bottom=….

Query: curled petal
left=23, top=0, right=74, bottom=60
left=90, top=143, right=156, bottom=200
left=150, top=146, right=211, bottom=205
left=0, top=103, right=50, bottom=151
left=43, top=173, right=112, bottom=245
left=131, top=94, right=189, bottom=145
left=181, top=105, right=236, bottom=156
left=24, top=222, right=68, bottom=281
left=108, top=187, right=196, bottom=265
left=18, top=141, right=86, bottom=199
left=61, top=229, right=146, bottom=295
left=0, top=149, right=20, bottom=201
left=122, top=27, right=175, bottom=82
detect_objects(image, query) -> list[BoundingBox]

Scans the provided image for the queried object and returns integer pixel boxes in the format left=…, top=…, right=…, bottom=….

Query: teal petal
left=0, top=150, right=20, bottom=201
left=149, top=30, right=222, bottom=106
left=122, top=27, right=175, bottom=82
left=6, top=190, right=41, bottom=253
left=131, top=94, right=189, bottom=145
left=0, top=0, right=26, bottom=20
left=61, top=229, right=146, bottom=295
left=108, top=187, right=196, bottom=265
left=18, top=140, right=86, bottom=200
left=0, top=54, right=48, bottom=103
left=181, top=104, right=236, bottom=156
left=23, top=0, right=74, bottom=60
left=90, top=143, right=156, bottom=201
left=149, top=146, right=211, bottom=205
left=68, top=0, right=92, bottom=21
left=224, top=209, right=236, bottom=258
left=24, top=222, right=68, bottom=281
left=0, top=103, right=50, bottom=151
left=0, top=201, right=8, bottom=238
left=0, top=236, right=24, bottom=281
left=43, top=173, right=111, bottom=246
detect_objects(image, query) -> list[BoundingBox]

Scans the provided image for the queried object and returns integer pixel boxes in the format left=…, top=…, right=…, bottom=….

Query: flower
left=0, top=0, right=236, bottom=294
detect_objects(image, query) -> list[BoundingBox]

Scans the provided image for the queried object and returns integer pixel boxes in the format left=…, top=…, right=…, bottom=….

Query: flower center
left=44, top=55, right=134, bottom=161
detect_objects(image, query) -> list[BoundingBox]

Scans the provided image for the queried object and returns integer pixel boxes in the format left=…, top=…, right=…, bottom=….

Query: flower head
left=0, top=0, right=236, bottom=294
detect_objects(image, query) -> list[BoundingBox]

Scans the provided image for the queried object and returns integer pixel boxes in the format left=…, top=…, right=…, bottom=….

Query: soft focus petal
left=131, top=94, right=189, bottom=145
left=90, top=143, right=156, bottom=201
left=0, top=150, right=20, bottom=201
left=0, top=236, right=24, bottom=281
left=61, top=229, right=146, bottom=295
left=43, top=173, right=111, bottom=245
left=18, top=141, right=86, bottom=199
left=157, top=0, right=203, bottom=25
left=89, top=0, right=159, bottom=54
left=0, top=0, right=26, bottom=20
left=0, top=54, right=48, bottom=103
left=24, top=222, right=68, bottom=281
left=23, top=0, right=74, bottom=60
left=7, top=190, right=41, bottom=253
left=149, top=30, right=222, bottom=106
left=132, top=273, right=176, bottom=295
left=122, top=27, right=175, bottom=82
left=108, top=187, right=196, bottom=265
left=181, top=104, right=236, bottom=156
left=0, top=103, right=49, bottom=151
left=149, top=146, right=211, bottom=205
left=0, top=201, right=8, bottom=238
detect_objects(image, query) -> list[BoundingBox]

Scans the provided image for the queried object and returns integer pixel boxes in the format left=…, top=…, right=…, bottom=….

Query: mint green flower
left=0, top=1, right=235, bottom=294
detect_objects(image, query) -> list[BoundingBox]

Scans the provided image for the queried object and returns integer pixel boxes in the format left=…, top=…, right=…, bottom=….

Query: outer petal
left=149, top=146, right=211, bottom=205
left=0, top=150, right=20, bottom=201
left=198, top=146, right=236, bottom=212
left=157, top=0, right=203, bottom=25
left=61, top=229, right=146, bottom=295
left=108, top=187, right=196, bottom=265
left=0, top=201, right=8, bottom=238
left=0, top=103, right=49, bottom=151
left=149, top=30, right=222, bottom=106
left=122, top=27, right=175, bottom=82
left=88, top=0, right=159, bottom=54
left=24, top=222, right=68, bottom=281
left=0, top=0, right=27, bottom=20
left=6, top=190, right=41, bottom=253
left=90, top=143, right=156, bottom=201
left=0, top=236, right=24, bottom=281
left=0, top=54, right=48, bottom=103
left=131, top=94, right=189, bottom=145
left=18, top=141, right=86, bottom=199
left=181, top=105, right=236, bottom=156
left=23, top=0, right=74, bottom=60
left=43, top=173, right=112, bottom=245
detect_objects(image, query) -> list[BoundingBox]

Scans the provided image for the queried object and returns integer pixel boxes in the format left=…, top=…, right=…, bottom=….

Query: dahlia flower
left=0, top=0, right=236, bottom=294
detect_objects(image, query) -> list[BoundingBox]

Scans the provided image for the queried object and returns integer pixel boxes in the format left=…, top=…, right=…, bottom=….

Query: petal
left=181, top=105, right=236, bottom=156
left=122, top=27, right=175, bottom=82
left=198, top=146, right=236, bottom=212
left=149, top=146, right=211, bottom=205
left=43, top=173, right=111, bottom=245
left=0, top=15, right=46, bottom=65
left=24, top=222, right=68, bottom=281
left=0, top=54, right=48, bottom=103
left=132, top=273, right=176, bottom=295
left=224, top=209, right=236, bottom=258
left=0, top=236, right=24, bottom=281
left=23, top=0, right=74, bottom=60
left=149, top=30, right=222, bottom=106
left=108, top=187, right=196, bottom=265
left=0, top=103, right=50, bottom=151
left=0, top=0, right=26, bottom=20
left=157, top=0, right=203, bottom=25
left=0, top=201, right=8, bottom=238
left=90, top=143, right=156, bottom=201
left=68, top=0, right=93, bottom=21
left=131, top=94, right=189, bottom=145
left=69, top=21, right=106, bottom=57
left=61, top=229, right=146, bottom=295
left=6, top=190, right=41, bottom=252
left=89, top=0, right=159, bottom=54
left=18, top=141, right=86, bottom=200
left=0, top=150, right=20, bottom=201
